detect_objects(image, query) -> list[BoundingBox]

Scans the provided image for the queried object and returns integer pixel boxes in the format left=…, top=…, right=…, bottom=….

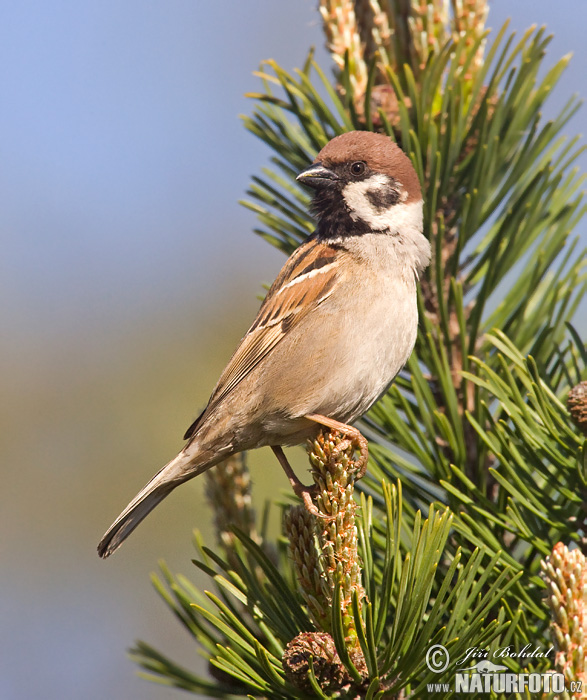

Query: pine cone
left=282, top=632, right=352, bottom=693
left=567, top=381, right=587, bottom=435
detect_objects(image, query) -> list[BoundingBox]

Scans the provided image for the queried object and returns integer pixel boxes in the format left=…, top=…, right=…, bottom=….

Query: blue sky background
left=0, top=3, right=585, bottom=699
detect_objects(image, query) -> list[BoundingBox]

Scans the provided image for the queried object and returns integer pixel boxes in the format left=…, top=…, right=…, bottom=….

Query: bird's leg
left=305, top=414, right=369, bottom=479
left=271, top=445, right=335, bottom=520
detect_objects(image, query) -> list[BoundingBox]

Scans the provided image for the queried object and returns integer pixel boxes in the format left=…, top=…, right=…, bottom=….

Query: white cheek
left=379, top=200, right=423, bottom=233
left=343, top=176, right=422, bottom=233
left=342, top=175, right=389, bottom=223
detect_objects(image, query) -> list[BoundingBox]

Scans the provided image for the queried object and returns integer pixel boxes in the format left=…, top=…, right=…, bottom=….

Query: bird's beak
left=296, top=162, right=337, bottom=189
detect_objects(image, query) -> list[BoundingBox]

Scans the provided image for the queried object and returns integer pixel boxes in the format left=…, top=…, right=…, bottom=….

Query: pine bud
left=284, top=506, right=329, bottom=629
left=307, top=430, right=366, bottom=636
left=541, top=542, right=587, bottom=690
left=567, top=381, right=587, bottom=436
left=204, top=453, right=263, bottom=575
left=282, top=632, right=352, bottom=693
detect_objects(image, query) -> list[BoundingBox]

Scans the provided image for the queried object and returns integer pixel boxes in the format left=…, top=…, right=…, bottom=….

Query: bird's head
left=297, top=131, right=423, bottom=238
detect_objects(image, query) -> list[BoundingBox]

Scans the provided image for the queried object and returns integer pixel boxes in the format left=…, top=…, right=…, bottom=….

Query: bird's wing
left=183, top=237, right=342, bottom=440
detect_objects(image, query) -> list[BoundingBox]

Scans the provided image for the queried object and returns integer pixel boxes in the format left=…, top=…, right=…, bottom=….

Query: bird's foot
left=271, top=445, right=336, bottom=521
left=305, top=414, right=369, bottom=479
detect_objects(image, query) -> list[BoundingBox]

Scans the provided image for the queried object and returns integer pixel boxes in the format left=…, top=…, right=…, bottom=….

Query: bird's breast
left=241, top=237, right=422, bottom=444
left=266, top=259, right=419, bottom=429
left=322, top=264, right=418, bottom=423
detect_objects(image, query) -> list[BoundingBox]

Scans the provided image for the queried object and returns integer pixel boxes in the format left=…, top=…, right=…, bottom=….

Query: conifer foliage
left=131, top=2, right=587, bottom=697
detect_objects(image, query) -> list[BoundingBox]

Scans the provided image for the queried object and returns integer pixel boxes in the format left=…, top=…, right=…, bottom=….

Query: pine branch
left=131, top=2, right=587, bottom=697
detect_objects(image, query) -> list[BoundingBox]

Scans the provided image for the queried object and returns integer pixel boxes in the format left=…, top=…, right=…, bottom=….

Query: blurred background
left=0, top=2, right=585, bottom=699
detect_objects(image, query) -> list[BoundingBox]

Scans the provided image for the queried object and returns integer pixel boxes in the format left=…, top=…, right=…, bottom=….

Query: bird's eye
left=350, top=161, right=366, bottom=177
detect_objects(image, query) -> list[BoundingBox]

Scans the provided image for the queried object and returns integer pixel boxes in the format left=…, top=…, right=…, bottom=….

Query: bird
left=98, top=130, right=430, bottom=558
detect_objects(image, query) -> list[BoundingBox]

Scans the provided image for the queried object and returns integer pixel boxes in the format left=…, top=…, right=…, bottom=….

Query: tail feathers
left=97, top=482, right=172, bottom=558
left=98, top=451, right=206, bottom=558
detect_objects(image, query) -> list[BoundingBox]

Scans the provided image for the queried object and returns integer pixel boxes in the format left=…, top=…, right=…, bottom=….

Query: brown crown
left=316, top=131, right=422, bottom=203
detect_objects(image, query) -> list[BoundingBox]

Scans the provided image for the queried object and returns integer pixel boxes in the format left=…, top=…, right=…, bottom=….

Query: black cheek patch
left=366, top=188, right=400, bottom=211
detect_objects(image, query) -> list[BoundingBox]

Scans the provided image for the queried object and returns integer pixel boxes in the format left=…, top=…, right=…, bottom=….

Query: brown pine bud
left=568, top=381, right=587, bottom=435
left=282, top=632, right=352, bottom=693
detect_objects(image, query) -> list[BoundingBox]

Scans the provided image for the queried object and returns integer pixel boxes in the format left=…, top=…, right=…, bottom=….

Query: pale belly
left=254, top=271, right=419, bottom=442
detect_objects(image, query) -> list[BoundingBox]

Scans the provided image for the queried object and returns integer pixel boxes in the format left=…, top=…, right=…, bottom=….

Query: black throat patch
left=311, top=187, right=371, bottom=239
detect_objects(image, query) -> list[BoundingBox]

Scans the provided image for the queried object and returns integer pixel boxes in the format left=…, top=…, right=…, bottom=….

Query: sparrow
left=98, top=130, right=430, bottom=558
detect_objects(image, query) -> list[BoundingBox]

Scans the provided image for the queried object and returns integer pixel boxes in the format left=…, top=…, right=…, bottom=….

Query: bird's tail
left=97, top=446, right=213, bottom=559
